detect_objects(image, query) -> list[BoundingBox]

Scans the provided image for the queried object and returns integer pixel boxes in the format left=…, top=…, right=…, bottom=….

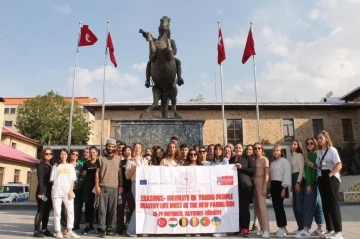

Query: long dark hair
left=185, top=149, right=202, bottom=166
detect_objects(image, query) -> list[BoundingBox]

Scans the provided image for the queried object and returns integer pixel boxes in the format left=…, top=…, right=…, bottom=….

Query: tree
left=15, top=90, right=91, bottom=145
left=188, top=94, right=205, bottom=103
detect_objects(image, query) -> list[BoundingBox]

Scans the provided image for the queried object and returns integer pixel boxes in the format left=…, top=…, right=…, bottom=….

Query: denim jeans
left=292, top=173, right=304, bottom=230
left=127, top=181, right=136, bottom=234
left=314, top=187, right=325, bottom=225
left=302, top=180, right=319, bottom=228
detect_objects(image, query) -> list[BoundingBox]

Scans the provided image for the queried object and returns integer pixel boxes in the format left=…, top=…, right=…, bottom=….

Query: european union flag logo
left=140, top=180, right=147, bottom=185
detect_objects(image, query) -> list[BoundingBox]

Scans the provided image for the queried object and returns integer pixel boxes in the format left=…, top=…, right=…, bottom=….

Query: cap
left=106, top=138, right=116, bottom=146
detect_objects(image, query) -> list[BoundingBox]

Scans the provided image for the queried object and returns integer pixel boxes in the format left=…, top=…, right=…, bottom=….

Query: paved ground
left=0, top=205, right=359, bottom=239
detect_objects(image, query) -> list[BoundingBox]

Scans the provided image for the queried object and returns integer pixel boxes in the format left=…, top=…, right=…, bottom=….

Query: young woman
left=253, top=143, right=270, bottom=238
left=213, top=144, right=229, bottom=165
left=144, top=148, right=153, bottom=157
left=69, top=150, right=83, bottom=231
left=160, top=142, right=180, bottom=166
left=153, top=146, right=164, bottom=166
left=207, top=144, right=215, bottom=161
left=290, top=140, right=305, bottom=233
left=295, top=138, right=325, bottom=238
left=125, top=143, right=148, bottom=237
left=184, top=149, right=202, bottom=166
left=233, top=144, right=255, bottom=237
left=81, top=146, right=99, bottom=235
left=270, top=145, right=291, bottom=237
left=199, top=147, right=211, bottom=166
left=308, top=131, right=343, bottom=239
left=33, top=148, right=54, bottom=238
left=50, top=148, right=79, bottom=239
left=224, top=146, right=232, bottom=160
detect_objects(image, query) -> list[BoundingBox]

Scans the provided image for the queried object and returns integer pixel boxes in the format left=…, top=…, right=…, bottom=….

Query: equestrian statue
left=139, top=16, right=183, bottom=119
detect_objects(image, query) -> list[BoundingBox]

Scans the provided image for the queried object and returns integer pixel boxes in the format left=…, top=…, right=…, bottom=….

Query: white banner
left=135, top=165, right=239, bottom=234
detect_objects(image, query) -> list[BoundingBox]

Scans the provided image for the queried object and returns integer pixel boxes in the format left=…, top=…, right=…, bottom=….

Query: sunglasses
left=189, top=153, right=197, bottom=156
left=255, top=147, right=262, bottom=150
left=199, top=151, right=206, bottom=153
left=306, top=142, right=314, bottom=146
left=44, top=153, right=52, bottom=156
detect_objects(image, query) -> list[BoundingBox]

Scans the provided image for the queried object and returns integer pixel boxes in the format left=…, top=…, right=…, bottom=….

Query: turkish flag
left=242, top=28, right=256, bottom=64
left=78, top=25, right=98, bottom=47
left=107, top=32, right=117, bottom=67
left=217, top=28, right=226, bottom=65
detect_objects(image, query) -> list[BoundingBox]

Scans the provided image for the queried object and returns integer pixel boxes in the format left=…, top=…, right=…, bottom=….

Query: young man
left=116, top=141, right=126, bottom=159
left=179, top=144, right=189, bottom=165
left=95, top=139, right=123, bottom=237
left=170, top=136, right=179, bottom=145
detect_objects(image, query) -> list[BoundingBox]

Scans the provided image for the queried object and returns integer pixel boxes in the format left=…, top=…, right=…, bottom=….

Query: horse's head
left=158, top=16, right=171, bottom=37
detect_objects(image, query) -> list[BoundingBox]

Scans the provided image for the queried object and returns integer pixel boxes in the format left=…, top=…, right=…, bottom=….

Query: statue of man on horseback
left=139, top=16, right=183, bottom=119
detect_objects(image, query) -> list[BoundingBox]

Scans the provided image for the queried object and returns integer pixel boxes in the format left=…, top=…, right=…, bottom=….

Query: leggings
left=34, top=196, right=53, bottom=231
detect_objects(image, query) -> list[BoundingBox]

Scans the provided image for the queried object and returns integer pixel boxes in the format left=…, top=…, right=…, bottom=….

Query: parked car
left=0, top=183, right=30, bottom=203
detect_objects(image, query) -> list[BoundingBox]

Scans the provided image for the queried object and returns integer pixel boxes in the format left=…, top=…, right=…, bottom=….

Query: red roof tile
left=3, top=97, right=98, bottom=105
left=2, top=127, right=41, bottom=146
left=0, top=143, right=40, bottom=165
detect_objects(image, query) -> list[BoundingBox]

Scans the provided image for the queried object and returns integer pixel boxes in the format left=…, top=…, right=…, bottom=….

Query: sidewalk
left=0, top=205, right=359, bottom=239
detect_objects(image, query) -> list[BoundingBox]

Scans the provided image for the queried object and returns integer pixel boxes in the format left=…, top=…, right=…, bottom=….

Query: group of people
left=32, top=132, right=343, bottom=239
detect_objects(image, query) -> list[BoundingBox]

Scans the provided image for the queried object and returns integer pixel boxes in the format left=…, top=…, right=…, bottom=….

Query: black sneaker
left=99, top=230, right=106, bottom=238
left=82, top=227, right=91, bottom=235
left=41, top=230, right=53, bottom=237
left=33, top=231, right=46, bottom=238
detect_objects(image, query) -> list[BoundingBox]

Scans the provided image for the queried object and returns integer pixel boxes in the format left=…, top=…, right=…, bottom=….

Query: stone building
left=83, top=87, right=360, bottom=149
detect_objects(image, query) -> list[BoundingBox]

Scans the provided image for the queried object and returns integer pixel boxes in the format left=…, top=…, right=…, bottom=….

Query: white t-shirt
left=316, top=147, right=342, bottom=181
left=215, top=158, right=229, bottom=165
left=50, top=163, right=77, bottom=198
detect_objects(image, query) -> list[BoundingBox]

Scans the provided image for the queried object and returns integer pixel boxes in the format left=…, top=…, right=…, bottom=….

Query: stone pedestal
left=116, top=120, right=205, bottom=149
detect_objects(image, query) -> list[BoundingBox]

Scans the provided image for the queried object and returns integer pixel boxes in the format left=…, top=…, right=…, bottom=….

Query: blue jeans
left=314, top=187, right=325, bottom=225
left=292, top=173, right=304, bottom=230
left=127, top=181, right=136, bottom=234
left=302, top=180, right=320, bottom=228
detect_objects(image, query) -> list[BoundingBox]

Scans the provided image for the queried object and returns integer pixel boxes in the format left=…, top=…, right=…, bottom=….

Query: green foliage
left=15, top=90, right=91, bottom=145
left=188, top=94, right=205, bottom=103
left=337, top=142, right=360, bottom=175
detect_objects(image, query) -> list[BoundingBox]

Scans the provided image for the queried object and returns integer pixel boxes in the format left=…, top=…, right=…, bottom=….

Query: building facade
left=83, top=88, right=360, bottom=148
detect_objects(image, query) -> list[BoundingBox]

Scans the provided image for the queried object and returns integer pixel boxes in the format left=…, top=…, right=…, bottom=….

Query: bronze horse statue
left=139, top=16, right=182, bottom=119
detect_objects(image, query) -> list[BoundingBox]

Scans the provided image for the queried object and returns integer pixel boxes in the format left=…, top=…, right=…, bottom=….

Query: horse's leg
left=166, top=39, right=173, bottom=61
left=169, top=86, right=182, bottom=119
left=161, top=95, right=169, bottom=119
left=143, top=87, right=160, bottom=118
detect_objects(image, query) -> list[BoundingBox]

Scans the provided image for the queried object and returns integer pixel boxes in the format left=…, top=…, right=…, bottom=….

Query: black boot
left=145, top=79, right=151, bottom=88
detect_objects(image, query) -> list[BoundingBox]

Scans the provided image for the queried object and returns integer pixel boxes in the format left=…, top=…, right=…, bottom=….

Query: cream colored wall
left=1, top=136, right=38, bottom=158
left=2, top=104, right=18, bottom=129
left=0, top=102, right=3, bottom=137
left=0, top=159, right=35, bottom=184
left=89, top=108, right=359, bottom=146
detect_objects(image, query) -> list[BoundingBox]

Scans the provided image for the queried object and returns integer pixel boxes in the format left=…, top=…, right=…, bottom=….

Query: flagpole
left=214, top=68, right=218, bottom=102
left=100, top=20, right=110, bottom=156
left=67, top=21, right=82, bottom=151
left=251, top=22, right=261, bottom=142
left=218, top=21, right=226, bottom=146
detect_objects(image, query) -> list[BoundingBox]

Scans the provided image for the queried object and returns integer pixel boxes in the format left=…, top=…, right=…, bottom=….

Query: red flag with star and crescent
left=217, top=28, right=226, bottom=65
left=242, top=28, right=256, bottom=64
left=107, top=32, right=117, bottom=67
left=78, top=25, right=98, bottom=47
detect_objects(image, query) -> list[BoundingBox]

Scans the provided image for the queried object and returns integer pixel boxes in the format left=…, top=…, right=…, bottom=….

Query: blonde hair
left=272, top=144, right=285, bottom=160
left=253, top=142, right=264, bottom=156
left=317, top=130, right=333, bottom=149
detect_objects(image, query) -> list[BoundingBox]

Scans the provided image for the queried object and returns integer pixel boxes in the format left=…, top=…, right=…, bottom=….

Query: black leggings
left=34, top=197, right=53, bottom=231
left=239, top=186, right=253, bottom=230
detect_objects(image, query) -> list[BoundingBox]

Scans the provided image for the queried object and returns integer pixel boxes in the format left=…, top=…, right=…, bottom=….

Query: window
left=11, top=142, right=16, bottom=149
left=282, top=119, right=295, bottom=142
left=10, top=108, right=16, bottom=114
left=82, top=108, right=88, bottom=114
left=110, top=126, right=118, bottom=139
left=226, top=119, right=243, bottom=145
left=4, top=121, right=13, bottom=127
left=312, top=119, right=324, bottom=137
left=342, top=119, right=354, bottom=142
left=4, top=108, right=9, bottom=114
left=14, top=169, right=20, bottom=183
left=27, top=171, right=31, bottom=184
left=0, top=168, right=4, bottom=186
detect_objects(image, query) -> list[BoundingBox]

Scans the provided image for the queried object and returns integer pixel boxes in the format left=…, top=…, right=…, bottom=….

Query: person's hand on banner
left=235, top=163, right=242, bottom=169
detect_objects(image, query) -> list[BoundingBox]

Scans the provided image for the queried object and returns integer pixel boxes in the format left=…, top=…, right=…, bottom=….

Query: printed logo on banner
left=190, top=217, right=199, bottom=227
left=217, top=176, right=234, bottom=185
left=179, top=172, right=194, bottom=186
left=211, top=216, right=221, bottom=227
left=168, top=217, right=178, bottom=228
left=140, top=179, right=147, bottom=185
left=157, top=218, right=167, bottom=227
left=200, top=217, right=210, bottom=227
left=179, top=217, right=189, bottom=227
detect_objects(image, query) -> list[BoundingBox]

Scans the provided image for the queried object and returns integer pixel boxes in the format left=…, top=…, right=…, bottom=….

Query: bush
left=337, top=142, right=360, bottom=175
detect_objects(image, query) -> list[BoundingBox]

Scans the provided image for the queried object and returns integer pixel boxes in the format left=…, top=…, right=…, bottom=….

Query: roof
left=82, top=101, right=360, bottom=115
left=340, top=86, right=360, bottom=102
left=2, top=127, right=42, bottom=146
left=3, top=97, right=98, bottom=105
left=0, top=143, right=40, bottom=166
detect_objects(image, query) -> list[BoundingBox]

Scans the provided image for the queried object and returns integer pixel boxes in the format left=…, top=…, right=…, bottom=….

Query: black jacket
left=230, top=155, right=255, bottom=188
left=36, top=162, right=53, bottom=197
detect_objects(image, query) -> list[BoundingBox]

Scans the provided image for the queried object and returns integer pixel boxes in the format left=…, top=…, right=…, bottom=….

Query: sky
left=1, top=0, right=359, bottom=103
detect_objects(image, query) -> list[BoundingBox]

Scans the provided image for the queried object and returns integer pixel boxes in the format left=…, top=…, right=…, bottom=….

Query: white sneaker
left=294, top=230, right=300, bottom=235
left=311, top=229, right=325, bottom=236
left=257, top=230, right=264, bottom=236
left=276, top=228, right=286, bottom=237
left=213, top=233, right=227, bottom=237
left=67, top=231, right=80, bottom=239
left=321, top=231, right=335, bottom=239
left=284, top=228, right=289, bottom=234
left=262, top=231, right=270, bottom=238
left=295, top=230, right=311, bottom=238
left=55, top=231, right=64, bottom=239
left=329, top=232, right=343, bottom=239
